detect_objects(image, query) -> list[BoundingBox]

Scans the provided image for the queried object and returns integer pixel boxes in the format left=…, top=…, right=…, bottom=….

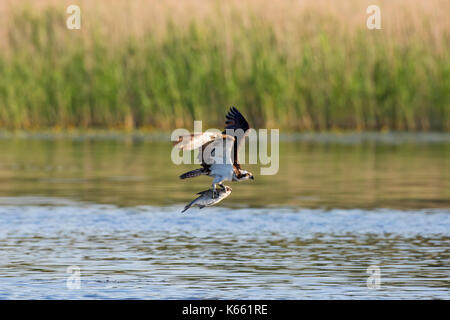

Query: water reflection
left=0, top=134, right=448, bottom=209
left=0, top=133, right=448, bottom=299
left=0, top=204, right=448, bottom=299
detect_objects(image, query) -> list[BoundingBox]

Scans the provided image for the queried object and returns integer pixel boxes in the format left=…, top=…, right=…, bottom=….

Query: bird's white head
left=237, top=170, right=254, bottom=181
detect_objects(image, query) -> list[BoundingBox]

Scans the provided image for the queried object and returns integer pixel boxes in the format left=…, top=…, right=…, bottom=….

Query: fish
left=182, top=186, right=232, bottom=213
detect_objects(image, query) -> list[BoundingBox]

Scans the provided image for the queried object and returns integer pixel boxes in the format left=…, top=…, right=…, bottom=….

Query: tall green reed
left=0, top=6, right=448, bottom=131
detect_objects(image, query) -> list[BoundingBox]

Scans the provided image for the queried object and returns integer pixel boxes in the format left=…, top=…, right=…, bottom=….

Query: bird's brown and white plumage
left=175, top=107, right=254, bottom=195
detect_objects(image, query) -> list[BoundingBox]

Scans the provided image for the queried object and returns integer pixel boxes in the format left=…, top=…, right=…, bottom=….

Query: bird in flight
left=174, top=107, right=254, bottom=198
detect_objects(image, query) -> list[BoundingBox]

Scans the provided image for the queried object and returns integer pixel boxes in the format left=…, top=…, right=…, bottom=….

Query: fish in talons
left=182, top=186, right=232, bottom=213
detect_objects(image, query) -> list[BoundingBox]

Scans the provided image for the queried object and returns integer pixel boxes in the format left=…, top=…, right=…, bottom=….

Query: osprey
left=175, top=107, right=254, bottom=197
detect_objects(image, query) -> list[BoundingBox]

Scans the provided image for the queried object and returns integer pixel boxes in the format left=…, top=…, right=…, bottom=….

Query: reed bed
left=0, top=0, right=448, bottom=131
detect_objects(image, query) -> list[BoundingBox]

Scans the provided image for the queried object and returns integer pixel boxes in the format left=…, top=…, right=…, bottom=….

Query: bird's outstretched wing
left=173, top=132, right=223, bottom=151
left=173, top=106, right=250, bottom=169
left=224, top=106, right=250, bottom=133
left=222, top=106, right=250, bottom=168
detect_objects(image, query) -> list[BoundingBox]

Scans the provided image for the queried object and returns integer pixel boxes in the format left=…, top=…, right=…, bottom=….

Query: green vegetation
left=0, top=1, right=448, bottom=131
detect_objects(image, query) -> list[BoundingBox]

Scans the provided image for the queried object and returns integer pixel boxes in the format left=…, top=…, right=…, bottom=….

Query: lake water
left=0, top=132, right=448, bottom=299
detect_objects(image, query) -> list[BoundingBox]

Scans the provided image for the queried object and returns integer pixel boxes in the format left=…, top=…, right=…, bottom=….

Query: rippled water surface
left=0, top=133, right=448, bottom=299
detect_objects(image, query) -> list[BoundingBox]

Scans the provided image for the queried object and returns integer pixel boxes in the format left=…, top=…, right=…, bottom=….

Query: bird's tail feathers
left=181, top=197, right=199, bottom=213
left=179, top=168, right=206, bottom=179
left=181, top=203, right=192, bottom=213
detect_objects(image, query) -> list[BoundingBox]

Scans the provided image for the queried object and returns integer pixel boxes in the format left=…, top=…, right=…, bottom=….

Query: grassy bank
left=0, top=0, right=448, bottom=131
